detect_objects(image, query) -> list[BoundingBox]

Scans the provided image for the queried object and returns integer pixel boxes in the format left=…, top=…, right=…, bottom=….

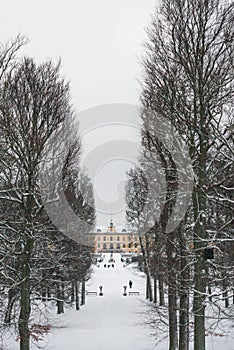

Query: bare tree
left=140, top=1, right=234, bottom=350
left=126, top=167, right=154, bottom=301
left=0, top=35, right=27, bottom=80
left=0, top=57, right=75, bottom=350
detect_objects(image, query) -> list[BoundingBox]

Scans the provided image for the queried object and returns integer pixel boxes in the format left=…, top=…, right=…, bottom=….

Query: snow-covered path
left=46, top=253, right=154, bottom=350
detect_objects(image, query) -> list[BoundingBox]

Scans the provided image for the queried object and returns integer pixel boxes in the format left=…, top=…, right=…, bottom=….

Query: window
left=110, top=236, right=113, bottom=241
left=123, top=243, right=125, bottom=248
left=117, top=243, right=120, bottom=249
left=123, top=236, right=125, bottom=241
left=117, top=236, right=120, bottom=241
left=135, top=243, right=138, bottom=248
left=103, top=243, right=106, bottom=249
left=110, top=243, right=114, bottom=250
left=98, top=244, right=100, bottom=248
left=98, top=236, right=100, bottom=241
left=122, top=229, right=126, bottom=232
left=103, top=236, right=106, bottom=241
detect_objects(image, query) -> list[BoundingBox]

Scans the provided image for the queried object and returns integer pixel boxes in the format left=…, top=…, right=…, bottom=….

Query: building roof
left=94, top=221, right=132, bottom=234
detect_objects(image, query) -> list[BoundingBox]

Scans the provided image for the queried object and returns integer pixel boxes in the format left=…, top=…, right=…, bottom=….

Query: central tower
left=107, top=219, right=116, bottom=233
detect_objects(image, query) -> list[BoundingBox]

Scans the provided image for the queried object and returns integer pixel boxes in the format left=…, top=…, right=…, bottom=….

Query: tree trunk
left=146, top=274, right=152, bottom=300
left=75, top=281, right=80, bottom=310
left=71, top=280, right=75, bottom=303
left=139, top=234, right=153, bottom=301
left=167, top=234, right=178, bottom=350
left=56, top=283, right=64, bottom=314
left=193, top=188, right=207, bottom=350
left=207, top=286, right=212, bottom=303
left=81, top=277, right=86, bottom=306
left=18, top=238, right=32, bottom=350
left=47, top=287, right=51, bottom=301
left=41, top=271, right=47, bottom=301
left=193, top=257, right=206, bottom=350
left=153, top=270, right=157, bottom=304
left=158, top=272, right=165, bottom=306
left=62, top=282, right=65, bottom=302
left=222, top=275, right=229, bottom=308
left=179, top=292, right=189, bottom=350
left=193, top=111, right=208, bottom=350
left=146, top=274, right=149, bottom=299
left=179, top=234, right=189, bottom=350
left=4, top=287, right=17, bottom=324
left=41, top=287, right=47, bottom=302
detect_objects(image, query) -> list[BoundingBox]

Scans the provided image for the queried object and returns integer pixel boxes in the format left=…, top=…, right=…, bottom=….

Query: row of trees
left=126, top=1, right=233, bottom=350
left=0, top=37, right=95, bottom=350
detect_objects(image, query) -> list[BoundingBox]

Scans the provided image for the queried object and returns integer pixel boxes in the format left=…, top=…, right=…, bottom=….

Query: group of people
left=104, top=264, right=115, bottom=268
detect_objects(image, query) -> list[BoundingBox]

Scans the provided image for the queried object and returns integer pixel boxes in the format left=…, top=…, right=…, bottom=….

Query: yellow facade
left=92, top=222, right=141, bottom=253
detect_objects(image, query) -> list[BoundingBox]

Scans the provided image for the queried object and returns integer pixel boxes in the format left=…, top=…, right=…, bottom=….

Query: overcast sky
left=0, top=0, right=157, bottom=228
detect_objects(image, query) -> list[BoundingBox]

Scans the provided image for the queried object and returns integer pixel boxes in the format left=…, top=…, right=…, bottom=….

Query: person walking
left=129, top=280, right=133, bottom=288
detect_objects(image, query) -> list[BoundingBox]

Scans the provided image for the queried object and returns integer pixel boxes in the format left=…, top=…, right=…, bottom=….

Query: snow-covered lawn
left=3, top=253, right=234, bottom=349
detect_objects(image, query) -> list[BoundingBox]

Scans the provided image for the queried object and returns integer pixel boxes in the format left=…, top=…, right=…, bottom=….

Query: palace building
left=92, top=221, right=141, bottom=253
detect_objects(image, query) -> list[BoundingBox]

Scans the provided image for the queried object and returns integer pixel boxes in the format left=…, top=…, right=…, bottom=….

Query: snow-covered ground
left=3, top=253, right=234, bottom=349
left=41, top=253, right=155, bottom=350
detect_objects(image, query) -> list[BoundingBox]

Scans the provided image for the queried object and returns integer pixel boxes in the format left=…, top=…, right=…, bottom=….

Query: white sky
left=0, top=0, right=156, bottom=110
left=0, top=0, right=157, bottom=227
